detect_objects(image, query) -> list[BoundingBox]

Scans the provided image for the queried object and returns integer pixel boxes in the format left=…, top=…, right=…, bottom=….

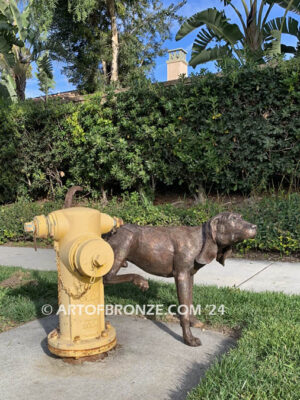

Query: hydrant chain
left=55, top=241, right=100, bottom=299
left=56, top=248, right=91, bottom=299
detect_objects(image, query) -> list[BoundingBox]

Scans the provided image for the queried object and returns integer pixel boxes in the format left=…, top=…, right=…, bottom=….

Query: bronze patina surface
left=105, top=213, right=257, bottom=346
left=63, top=187, right=257, bottom=346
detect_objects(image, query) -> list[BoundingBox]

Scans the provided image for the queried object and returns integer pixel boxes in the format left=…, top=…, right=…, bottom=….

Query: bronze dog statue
left=62, top=188, right=256, bottom=346
left=104, top=213, right=257, bottom=346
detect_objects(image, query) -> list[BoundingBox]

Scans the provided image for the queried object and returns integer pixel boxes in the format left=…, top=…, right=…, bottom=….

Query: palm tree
left=0, top=0, right=46, bottom=101
left=0, top=8, right=23, bottom=100
left=175, top=0, right=300, bottom=67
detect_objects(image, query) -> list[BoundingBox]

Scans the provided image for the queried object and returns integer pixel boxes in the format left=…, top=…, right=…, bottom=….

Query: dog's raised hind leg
left=104, top=273, right=149, bottom=291
left=104, top=230, right=149, bottom=291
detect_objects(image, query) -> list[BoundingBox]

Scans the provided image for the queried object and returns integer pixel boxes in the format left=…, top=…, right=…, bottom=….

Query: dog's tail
left=64, top=186, right=83, bottom=208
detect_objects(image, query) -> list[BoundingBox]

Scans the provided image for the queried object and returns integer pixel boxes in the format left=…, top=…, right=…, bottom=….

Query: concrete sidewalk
left=0, top=246, right=299, bottom=295
left=0, top=315, right=235, bottom=400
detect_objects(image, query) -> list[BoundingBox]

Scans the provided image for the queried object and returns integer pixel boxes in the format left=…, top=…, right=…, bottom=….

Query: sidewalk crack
left=235, top=262, right=275, bottom=288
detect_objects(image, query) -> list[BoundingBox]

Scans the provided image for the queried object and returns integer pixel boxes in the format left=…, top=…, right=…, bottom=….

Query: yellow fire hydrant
left=24, top=207, right=122, bottom=358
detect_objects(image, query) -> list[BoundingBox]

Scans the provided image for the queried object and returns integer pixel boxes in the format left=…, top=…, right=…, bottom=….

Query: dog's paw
left=133, top=277, right=149, bottom=291
left=184, top=336, right=202, bottom=347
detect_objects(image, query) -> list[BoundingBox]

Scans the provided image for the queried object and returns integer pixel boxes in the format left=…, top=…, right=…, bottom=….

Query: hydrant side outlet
left=25, top=207, right=120, bottom=358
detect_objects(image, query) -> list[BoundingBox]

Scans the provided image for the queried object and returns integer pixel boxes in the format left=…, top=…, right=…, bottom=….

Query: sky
left=25, top=0, right=299, bottom=98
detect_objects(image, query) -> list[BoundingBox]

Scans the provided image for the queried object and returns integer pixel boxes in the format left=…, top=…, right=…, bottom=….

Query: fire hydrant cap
left=73, top=237, right=114, bottom=278
left=24, top=215, right=49, bottom=238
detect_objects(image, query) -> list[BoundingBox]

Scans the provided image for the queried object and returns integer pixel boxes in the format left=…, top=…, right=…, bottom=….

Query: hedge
left=0, top=193, right=299, bottom=255
left=0, top=59, right=299, bottom=203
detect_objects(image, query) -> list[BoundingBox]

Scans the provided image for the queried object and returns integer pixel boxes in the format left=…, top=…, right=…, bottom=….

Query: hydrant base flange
left=47, top=326, right=117, bottom=358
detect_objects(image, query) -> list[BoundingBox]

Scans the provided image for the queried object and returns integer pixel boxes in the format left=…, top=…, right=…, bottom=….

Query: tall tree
left=106, top=0, right=119, bottom=81
left=33, top=0, right=186, bottom=90
left=176, top=0, right=300, bottom=67
left=44, top=0, right=110, bottom=92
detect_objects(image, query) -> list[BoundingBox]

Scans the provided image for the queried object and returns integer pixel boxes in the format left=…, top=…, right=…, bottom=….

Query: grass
left=0, top=265, right=299, bottom=399
left=0, top=266, right=58, bottom=331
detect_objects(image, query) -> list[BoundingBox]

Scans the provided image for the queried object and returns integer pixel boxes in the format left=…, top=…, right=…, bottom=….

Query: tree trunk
left=101, top=185, right=108, bottom=205
left=246, top=0, right=260, bottom=55
left=102, top=59, right=108, bottom=84
left=15, top=72, right=26, bottom=101
left=106, top=0, right=119, bottom=83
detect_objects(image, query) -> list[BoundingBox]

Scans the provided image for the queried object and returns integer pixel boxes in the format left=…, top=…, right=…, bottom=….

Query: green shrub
left=0, top=193, right=299, bottom=255
left=0, top=59, right=299, bottom=203
left=237, top=193, right=300, bottom=254
left=99, top=192, right=223, bottom=226
left=0, top=193, right=221, bottom=245
left=0, top=199, right=63, bottom=244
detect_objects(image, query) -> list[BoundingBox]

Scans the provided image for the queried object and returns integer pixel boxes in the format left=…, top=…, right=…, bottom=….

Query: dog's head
left=196, top=212, right=257, bottom=266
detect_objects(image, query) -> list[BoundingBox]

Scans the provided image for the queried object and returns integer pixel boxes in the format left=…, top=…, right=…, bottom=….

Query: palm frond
left=264, top=0, right=300, bottom=15
left=193, top=27, right=216, bottom=52
left=190, top=45, right=231, bottom=67
left=37, top=53, right=53, bottom=79
left=0, top=12, right=23, bottom=68
left=176, top=8, right=243, bottom=47
left=263, top=16, right=299, bottom=39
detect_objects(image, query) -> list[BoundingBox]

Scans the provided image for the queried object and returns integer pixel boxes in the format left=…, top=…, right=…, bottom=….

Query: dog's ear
left=195, top=218, right=219, bottom=265
left=216, top=246, right=232, bottom=266
left=195, top=241, right=218, bottom=265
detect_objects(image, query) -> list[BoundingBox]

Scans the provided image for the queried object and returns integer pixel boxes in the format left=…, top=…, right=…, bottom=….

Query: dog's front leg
left=175, top=271, right=202, bottom=347
left=189, top=275, right=204, bottom=328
